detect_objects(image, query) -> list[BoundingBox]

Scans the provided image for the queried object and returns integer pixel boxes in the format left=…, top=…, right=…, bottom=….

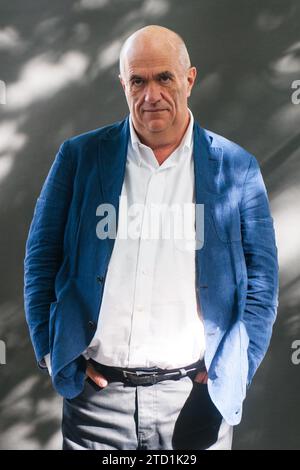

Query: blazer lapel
left=193, top=121, right=224, bottom=196
left=193, top=121, right=223, bottom=284
left=97, top=115, right=130, bottom=255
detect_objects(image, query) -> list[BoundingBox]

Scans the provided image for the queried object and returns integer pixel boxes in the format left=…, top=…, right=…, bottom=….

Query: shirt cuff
left=43, top=353, right=52, bottom=376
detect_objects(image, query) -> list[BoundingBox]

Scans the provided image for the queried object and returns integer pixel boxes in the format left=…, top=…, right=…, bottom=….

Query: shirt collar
left=129, top=108, right=194, bottom=168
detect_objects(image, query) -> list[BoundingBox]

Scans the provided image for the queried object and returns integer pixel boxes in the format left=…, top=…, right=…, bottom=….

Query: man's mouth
left=143, top=109, right=167, bottom=113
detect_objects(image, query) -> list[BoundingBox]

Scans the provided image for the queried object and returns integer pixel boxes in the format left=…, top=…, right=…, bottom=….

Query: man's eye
left=132, top=79, right=143, bottom=86
left=160, top=76, right=171, bottom=83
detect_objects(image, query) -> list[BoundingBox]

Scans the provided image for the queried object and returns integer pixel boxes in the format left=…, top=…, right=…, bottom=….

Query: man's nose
left=144, top=81, right=161, bottom=103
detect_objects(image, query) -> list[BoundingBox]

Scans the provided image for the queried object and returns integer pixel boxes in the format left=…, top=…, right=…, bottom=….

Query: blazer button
left=96, top=275, right=104, bottom=283
left=88, top=320, right=96, bottom=330
left=209, top=371, right=218, bottom=380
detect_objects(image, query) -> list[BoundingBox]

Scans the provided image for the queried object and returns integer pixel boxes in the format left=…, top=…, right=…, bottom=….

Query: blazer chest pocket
left=210, top=195, right=241, bottom=242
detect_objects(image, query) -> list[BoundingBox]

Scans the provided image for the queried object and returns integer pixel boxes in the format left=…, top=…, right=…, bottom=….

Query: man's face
left=119, top=42, right=196, bottom=139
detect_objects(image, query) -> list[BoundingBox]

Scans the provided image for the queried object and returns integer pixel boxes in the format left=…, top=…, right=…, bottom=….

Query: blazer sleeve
left=23, top=140, right=74, bottom=365
left=240, top=155, right=279, bottom=387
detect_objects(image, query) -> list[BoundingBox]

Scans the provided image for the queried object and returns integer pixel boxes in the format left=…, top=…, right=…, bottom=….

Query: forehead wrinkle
left=128, top=63, right=176, bottom=76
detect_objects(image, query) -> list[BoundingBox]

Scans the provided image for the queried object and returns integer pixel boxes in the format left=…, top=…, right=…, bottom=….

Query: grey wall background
left=0, top=0, right=299, bottom=450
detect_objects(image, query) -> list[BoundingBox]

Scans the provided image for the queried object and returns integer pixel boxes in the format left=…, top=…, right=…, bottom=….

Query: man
left=24, top=25, right=279, bottom=450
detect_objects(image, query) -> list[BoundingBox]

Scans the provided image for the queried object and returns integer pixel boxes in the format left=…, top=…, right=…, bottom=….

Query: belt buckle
left=122, top=370, right=134, bottom=380
left=123, top=369, right=159, bottom=385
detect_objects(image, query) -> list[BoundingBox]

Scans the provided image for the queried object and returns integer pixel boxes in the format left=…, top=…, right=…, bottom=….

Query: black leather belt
left=89, top=358, right=206, bottom=386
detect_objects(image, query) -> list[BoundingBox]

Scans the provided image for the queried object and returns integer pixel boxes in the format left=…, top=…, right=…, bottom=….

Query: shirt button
left=88, top=321, right=96, bottom=330
left=96, top=275, right=104, bottom=283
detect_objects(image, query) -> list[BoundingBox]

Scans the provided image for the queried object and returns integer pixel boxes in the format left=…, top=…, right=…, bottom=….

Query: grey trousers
left=62, top=374, right=233, bottom=450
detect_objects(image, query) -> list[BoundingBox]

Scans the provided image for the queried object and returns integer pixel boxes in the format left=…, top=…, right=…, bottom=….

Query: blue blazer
left=24, top=115, right=279, bottom=425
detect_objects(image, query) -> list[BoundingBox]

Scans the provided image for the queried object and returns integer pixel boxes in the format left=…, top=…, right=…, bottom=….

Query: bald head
left=119, top=25, right=191, bottom=79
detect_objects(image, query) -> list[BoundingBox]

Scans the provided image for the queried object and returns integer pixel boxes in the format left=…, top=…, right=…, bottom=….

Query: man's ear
left=119, top=74, right=126, bottom=92
left=186, top=66, right=197, bottom=98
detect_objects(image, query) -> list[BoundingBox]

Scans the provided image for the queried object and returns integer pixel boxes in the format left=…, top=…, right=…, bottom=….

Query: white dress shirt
left=83, top=108, right=206, bottom=369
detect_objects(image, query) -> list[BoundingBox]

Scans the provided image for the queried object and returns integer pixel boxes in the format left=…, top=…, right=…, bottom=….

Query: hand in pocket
left=86, top=362, right=108, bottom=388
